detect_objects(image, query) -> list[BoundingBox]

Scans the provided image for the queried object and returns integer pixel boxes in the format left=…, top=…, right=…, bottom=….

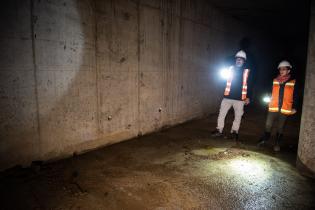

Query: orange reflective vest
left=269, top=79, right=296, bottom=115
left=224, top=67, right=250, bottom=100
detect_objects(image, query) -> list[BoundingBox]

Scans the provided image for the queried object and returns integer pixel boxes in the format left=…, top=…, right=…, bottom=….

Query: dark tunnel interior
left=212, top=0, right=310, bottom=108
left=0, top=0, right=314, bottom=209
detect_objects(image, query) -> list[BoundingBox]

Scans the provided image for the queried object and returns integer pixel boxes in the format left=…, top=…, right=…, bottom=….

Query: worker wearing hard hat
left=211, top=50, right=251, bottom=142
left=258, top=60, right=297, bottom=152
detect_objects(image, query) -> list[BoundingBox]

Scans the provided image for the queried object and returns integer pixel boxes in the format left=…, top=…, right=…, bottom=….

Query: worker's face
left=279, top=67, right=290, bottom=76
left=235, top=57, right=245, bottom=68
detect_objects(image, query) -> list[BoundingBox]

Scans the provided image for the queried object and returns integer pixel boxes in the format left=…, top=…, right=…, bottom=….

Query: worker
left=211, top=50, right=251, bottom=142
left=258, top=60, right=297, bottom=152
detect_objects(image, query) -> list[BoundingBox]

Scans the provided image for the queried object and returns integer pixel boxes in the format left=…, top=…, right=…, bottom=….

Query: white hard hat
left=235, top=50, right=246, bottom=60
left=278, top=60, right=292, bottom=69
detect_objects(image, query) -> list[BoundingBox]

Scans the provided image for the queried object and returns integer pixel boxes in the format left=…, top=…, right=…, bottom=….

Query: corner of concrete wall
left=297, top=1, right=315, bottom=176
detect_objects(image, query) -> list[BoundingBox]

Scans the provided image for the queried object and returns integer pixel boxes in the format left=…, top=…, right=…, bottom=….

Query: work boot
left=211, top=129, right=223, bottom=137
left=226, top=130, right=239, bottom=141
left=257, top=132, right=271, bottom=147
left=273, top=133, right=283, bottom=152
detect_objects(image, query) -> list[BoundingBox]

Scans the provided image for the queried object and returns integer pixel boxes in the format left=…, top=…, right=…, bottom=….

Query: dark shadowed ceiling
left=210, top=0, right=311, bottom=83
left=209, top=0, right=311, bottom=101
left=210, top=0, right=310, bottom=42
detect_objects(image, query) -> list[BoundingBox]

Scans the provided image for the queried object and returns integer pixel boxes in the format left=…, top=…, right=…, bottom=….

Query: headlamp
left=262, top=95, right=271, bottom=103
left=219, top=67, right=232, bottom=80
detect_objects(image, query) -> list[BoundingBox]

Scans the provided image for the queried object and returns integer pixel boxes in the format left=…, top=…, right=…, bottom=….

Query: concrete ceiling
left=209, top=0, right=310, bottom=41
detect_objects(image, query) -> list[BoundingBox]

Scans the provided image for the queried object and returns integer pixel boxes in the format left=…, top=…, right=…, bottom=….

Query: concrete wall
left=297, top=2, right=315, bottom=177
left=0, top=0, right=268, bottom=170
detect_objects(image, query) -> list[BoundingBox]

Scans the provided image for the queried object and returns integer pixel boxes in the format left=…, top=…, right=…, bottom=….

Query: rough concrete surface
left=298, top=1, right=315, bottom=175
left=0, top=110, right=314, bottom=210
left=0, top=0, right=276, bottom=170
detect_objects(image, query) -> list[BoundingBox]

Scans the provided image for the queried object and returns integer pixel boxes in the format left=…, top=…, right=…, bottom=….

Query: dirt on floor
left=0, top=108, right=314, bottom=210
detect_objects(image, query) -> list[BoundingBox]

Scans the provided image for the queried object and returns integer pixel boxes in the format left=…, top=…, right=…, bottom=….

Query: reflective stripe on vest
left=241, top=69, right=250, bottom=100
left=269, top=107, right=279, bottom=112
left=281, top=109, right=292, bottom=114
left=268, top=79, right=295, bottom=115
left=224, top=67, right=250, bottom=100
left=224, top=67, right=233, bottom=96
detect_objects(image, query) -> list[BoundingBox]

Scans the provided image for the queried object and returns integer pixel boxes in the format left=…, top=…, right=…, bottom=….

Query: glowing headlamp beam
left=262, top=96, right=271, bottom=103
left=219, top=68, right=232, bottom=80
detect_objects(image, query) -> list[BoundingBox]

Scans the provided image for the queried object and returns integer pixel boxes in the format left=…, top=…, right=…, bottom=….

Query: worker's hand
left=244, top=98, right=250, bottom=105
left=291, top=109, right=297, bottom=115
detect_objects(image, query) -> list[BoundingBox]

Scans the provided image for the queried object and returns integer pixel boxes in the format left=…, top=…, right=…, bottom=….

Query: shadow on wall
left=0, top=1, right=43, bottom=169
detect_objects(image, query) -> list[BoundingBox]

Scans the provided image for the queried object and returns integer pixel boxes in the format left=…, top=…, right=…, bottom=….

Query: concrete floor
left=1, top=109, right=315, bottom=210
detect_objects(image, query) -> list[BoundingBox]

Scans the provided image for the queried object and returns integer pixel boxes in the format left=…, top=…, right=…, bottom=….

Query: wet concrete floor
left=1, top=109, right=315, bottom=209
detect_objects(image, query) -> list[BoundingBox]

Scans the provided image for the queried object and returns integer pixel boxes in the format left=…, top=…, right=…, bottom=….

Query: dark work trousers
left=265, top=112, right=288, bottom=134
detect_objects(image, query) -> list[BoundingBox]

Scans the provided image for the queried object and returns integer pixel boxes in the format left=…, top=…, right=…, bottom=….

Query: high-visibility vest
left=269, top=79, right=296, bottom=115
left=224, top=67, right=250, bottom=100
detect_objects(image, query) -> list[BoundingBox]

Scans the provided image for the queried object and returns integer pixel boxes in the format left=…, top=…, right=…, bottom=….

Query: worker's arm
left=245, top=69, right=253, bottom=104
left=292, top=81, right=298, bottom=112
